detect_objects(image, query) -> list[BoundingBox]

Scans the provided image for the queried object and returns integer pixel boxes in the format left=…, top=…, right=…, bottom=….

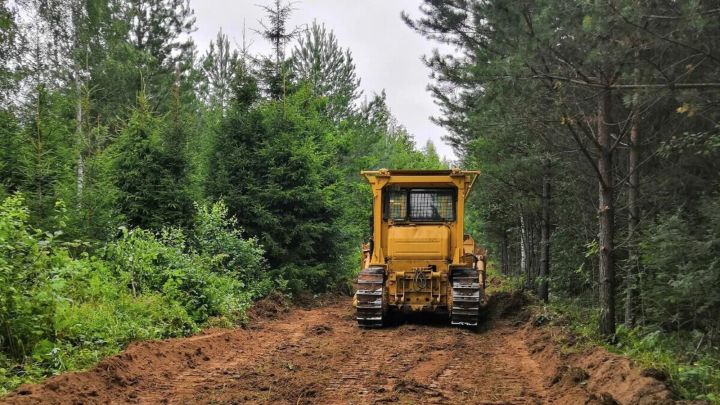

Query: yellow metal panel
left=387, top=225, right=450, bottom=260
left=385, top=175, right=454, bottom=184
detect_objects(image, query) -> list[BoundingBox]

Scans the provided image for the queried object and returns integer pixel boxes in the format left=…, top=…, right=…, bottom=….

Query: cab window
left=386, top=189, right=407, bottom=220
left=383, top=188, right=455, bottom=221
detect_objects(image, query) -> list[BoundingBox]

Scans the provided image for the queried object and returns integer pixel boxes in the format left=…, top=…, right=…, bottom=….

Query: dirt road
left=2, top=295, right=675, bottom=404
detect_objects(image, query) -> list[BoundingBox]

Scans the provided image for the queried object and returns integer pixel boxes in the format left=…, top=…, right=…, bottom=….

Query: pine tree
left=0, top=1, right=20, bottom=104
left=125, top=0, right=197, bottom=107
left=291, top=21, right=361, bottom=120
left=0, top=2, right=21, bottom=190
left=360, top=90, right=391, bottom=132
left=405, top=0, right=720, bottom=336
left=201, top=28, right=239, bottom=112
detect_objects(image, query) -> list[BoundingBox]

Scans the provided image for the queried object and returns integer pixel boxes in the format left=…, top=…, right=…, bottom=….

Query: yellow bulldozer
left=353, top=169, right=487, bottom=328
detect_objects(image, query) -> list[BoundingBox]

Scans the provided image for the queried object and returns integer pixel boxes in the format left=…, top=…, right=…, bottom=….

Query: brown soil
left=2, top=295, right=678, bottom=405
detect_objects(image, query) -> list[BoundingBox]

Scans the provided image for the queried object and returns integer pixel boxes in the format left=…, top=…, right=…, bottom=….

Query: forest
left=0, top=0, right=445, bottom=393
left=404, top=0, right=720, bottom=400
left=1, top=0, right=719, bottom=402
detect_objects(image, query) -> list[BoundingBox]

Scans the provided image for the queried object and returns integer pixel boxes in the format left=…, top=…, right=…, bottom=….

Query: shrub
left=191, top=201, right=266, bottom=280
left=0, top=194, right=57, bottom=359
left=640, top=195, right=720, bottom=333
left=0, top=196, right=273, bottom=394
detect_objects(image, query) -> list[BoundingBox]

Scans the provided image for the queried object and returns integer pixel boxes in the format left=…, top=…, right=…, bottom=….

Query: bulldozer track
left=356, top=266, right=385, bottom=328
left=2, top=297, right=676, bottom=405
left=451, top=268, right=482, bottom=326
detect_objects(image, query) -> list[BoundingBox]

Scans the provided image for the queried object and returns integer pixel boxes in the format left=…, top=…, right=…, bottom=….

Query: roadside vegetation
left=550, top=299, right=720, bottom=403
left=0, top=0, right=445, bottom=394
left=0, top=196, right=271, bottom=392
left=489, top=266, right=719, bottom=402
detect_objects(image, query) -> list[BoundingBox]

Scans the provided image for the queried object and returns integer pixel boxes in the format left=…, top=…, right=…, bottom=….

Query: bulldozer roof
left=360, top=168, right=480, bottom=199
left=360, top=169, right=480, bottom=176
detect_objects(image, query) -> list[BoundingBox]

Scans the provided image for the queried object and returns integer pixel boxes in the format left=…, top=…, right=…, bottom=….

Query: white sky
left=189, top=0, right=457, bottom=162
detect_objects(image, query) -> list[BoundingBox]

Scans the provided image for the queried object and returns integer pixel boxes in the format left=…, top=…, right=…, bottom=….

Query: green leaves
left=0, top=196, right=271, bottom=393
left=112, top=91, right=194, bottom=230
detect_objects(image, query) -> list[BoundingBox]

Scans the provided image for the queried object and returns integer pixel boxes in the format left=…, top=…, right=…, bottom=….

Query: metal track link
left=356, top=267, right=385, bottom=328
left=451, top=268, right=482, bottom=327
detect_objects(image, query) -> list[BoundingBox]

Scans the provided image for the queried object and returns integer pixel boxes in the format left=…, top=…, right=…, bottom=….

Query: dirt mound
left=2, top=328, right=261, bottom=404
left=485, top=290, right=533, bottom=320
left=524, top=319, right=677, bottom=405
left=1, top=298, right=684, bottom=405
left=244, top=290, right=290, bottom=324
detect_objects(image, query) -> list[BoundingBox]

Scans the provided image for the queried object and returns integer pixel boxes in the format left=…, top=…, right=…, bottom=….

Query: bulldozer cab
left=361, top=168, right=479, bottom=268
left=355, top=168, right=486, bottom=328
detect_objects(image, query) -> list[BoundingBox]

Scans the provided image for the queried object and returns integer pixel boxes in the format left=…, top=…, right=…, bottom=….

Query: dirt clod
left=599, top=392, right=619, bottom=405
left=642, top=367, right=669, bottom=382
left=307, top=324, right=332, bottom=335
left=568, top=367, right=590, bottom=384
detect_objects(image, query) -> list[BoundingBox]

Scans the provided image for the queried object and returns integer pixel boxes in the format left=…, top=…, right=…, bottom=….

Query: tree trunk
left=625, top=101, right=640, bottom=327
left=538, top=158, right=551, bottom=302
left=520, top=214, right=530, bottom=289
left=501, top=231, right=509, bottom=275
left=35, top=91, right=43, bottom=205
left=598, top=88, right=616, bottom=336
left=528, top=217, right=536, bottom=289
left=76, top=78, right=85, bottom=206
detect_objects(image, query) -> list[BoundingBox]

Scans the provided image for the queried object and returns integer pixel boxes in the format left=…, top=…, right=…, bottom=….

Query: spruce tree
left=113, top=91, right=192, bottom=230
left=256, top=0, right=302, bottom=99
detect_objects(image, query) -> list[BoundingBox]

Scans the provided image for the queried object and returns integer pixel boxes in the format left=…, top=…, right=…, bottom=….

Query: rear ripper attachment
left=356, top=267, right=385, bottom=328
left=451, top=268, right=483, bottom=326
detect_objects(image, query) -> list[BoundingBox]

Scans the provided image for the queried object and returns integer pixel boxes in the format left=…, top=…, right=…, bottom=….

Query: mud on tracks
left=2, top=296, right=677, bottom=405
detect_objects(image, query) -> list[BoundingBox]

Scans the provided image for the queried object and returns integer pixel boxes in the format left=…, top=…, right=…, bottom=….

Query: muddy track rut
left=2, top=297, right=676, bottom=405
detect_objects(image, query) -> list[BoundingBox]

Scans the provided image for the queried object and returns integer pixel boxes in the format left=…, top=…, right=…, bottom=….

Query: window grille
left=409, top=190, right=455, bottom=221
left=384, top=188, right=456, bottom=221
left=387, top=190, right=407, bottom=220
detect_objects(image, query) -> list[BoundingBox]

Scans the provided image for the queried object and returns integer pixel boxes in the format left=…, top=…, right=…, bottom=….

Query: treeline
left=0, top=0, right=444, bottom=392
left=405, top=0, right=719, bottom=399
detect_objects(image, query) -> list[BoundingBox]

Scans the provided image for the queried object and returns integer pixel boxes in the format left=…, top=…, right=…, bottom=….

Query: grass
left=548, top=297, right=720, bottom=403
left=482, top=265, right=720, bottom=403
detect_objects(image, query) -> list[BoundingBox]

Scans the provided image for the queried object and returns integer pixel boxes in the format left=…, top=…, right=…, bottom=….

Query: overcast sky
left=189, top=0, right=457, bottom=161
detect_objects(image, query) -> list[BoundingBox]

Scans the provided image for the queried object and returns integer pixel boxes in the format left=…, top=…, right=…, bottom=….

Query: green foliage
left=0, top=109, right=21, bottom=192
left=0, top=196, right=270, bottom=394
left=640, top=195, right=720, bottom=333
left=614, top=325, right=720, bottom=403
left=64, top=133, right=121, bottom=241
left=291, top=21, right=361, bottom=120
left=208, top=87, right=347, bottom=292
left=406, top=0, right=720, bottom=336
left=0, top=194, right=57, bottom=359
left=112, top=92, right=193, bottom=230
left=0, top=0, right=456, bottom=395
left=191, top=201, right=266, bottom=280
left=552, top=299, right=720, bottom=403
left=200, top=28, right=239, bottom=110
left=16, top=87, right=76, bottom=227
